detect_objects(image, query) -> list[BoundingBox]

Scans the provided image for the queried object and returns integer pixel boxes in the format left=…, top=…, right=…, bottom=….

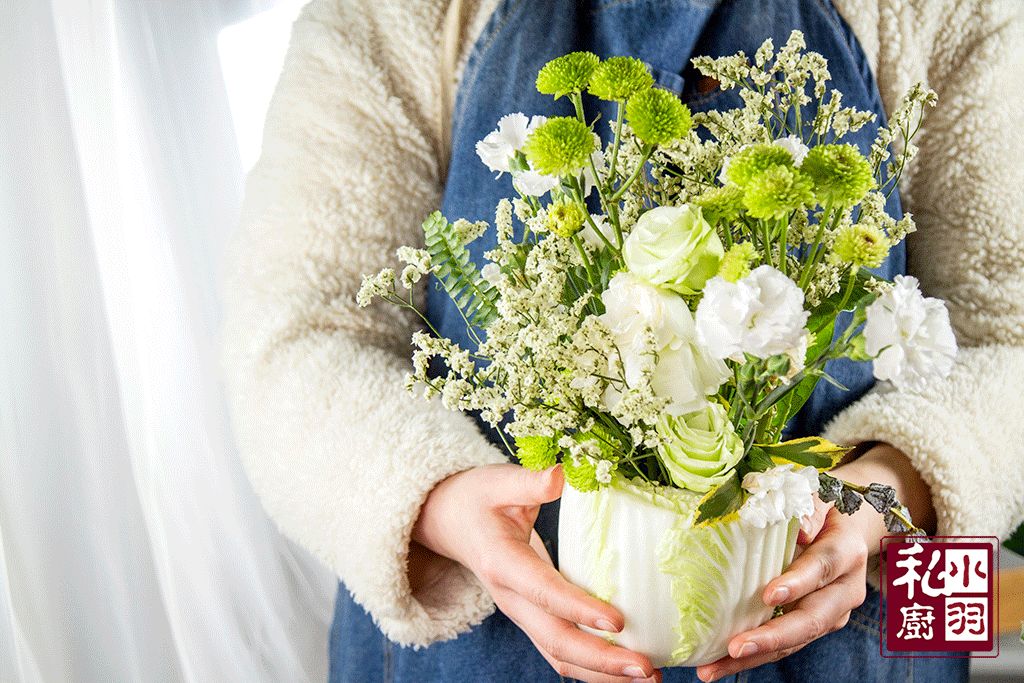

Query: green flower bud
left=725, top=144, right=794, bottom=187
left=515, top=435, right=560, bottom=471
left=625, top=88, right=692, bottom=146
left=623, top=205, right=724, bottom=294
left=587, top=56, right=654, bottom=101
left=546, top=197, right=587, bottom=238
left=693, top=184, right=745, bottom=223
left=717, top=242, right=757, bottom=282
left=742, top=165, right=815, bottom=219
left=536, top=51, right=600, bottom=99
left=831, top=222, right=890, bottom=268
left=656, top=403, right=744, bottom=493
left=523, top=117, right=595, bottom=176
left=801, top=143, right=875, bottom=207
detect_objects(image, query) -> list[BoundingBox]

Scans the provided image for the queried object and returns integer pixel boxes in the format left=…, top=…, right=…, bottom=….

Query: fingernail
left=595, top=618, right=618, bottom=632
left=770, top=585, right=790, bottom=604
left=737, top=641, right=759, bottom=658
left=623, top=665, right=648, bottom=678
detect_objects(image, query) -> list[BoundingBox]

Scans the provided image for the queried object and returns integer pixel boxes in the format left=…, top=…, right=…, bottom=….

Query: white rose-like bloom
left=624, top=205, right=724, bottom=295
left=696, top=266, right=810, bottom=361
left=475, top=113, right=545, bottom=174
left=774, top=135, right=810, bottom=166
left=864, top=274, right=958, bottom=391
left=600, top=273, right=730, bottom=416
left=738, top=464, right=819, bottom=528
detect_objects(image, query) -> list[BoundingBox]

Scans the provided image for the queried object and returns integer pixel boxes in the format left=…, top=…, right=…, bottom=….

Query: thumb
left=488, top=464, right=564, bottom=507
left=797, top=496, right=830, bottom=545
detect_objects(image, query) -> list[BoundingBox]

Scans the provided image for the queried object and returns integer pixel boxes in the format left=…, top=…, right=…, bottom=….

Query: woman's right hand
left=411, top=463, right=660, bottom=683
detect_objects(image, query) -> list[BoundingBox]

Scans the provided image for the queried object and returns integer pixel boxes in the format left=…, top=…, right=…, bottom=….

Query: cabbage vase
left=558, top=477, right=800, bottom=668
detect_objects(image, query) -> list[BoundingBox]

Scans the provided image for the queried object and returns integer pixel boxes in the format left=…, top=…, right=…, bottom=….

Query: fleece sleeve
left=824, top=4, right=1024, bottom=541
left=220, top=0, right=506, bottom=647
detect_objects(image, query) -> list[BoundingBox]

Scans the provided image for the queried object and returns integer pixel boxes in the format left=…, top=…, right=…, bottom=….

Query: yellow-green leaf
left=755, top=436, right=852, bottom=471
left=692, top=472, right=743, bottom=527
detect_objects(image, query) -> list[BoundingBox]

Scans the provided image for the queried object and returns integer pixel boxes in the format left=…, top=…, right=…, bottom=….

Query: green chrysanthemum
left=626, top=89, right=692, bottom=146
left=514, top=435, right=560, bottom=471
left=587, top=56, right=654, bottom=101
left=693, top=184, right=745, bottom=222
left=718, top=242, right=757, bottom=282
left=831, top=222, right=890, bottom=268
left=523, top=117, right=595, bottom=176
left=563, top=456, right=600, bottom=492
left=545, top=197, right=587, bottom=238
left=742, top=165, right=815, bottom=219
left=536, top=51, right=600, bottom=98
left=801, top=144, right=875, bottom=207
left=725, top=144, right=794, bottom=187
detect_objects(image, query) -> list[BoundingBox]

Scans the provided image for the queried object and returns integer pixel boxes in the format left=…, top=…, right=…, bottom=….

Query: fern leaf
left=422, top=211, right=498, bottom=327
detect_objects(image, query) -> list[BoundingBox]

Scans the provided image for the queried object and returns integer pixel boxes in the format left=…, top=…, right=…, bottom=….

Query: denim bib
left=331, top=2, right=965, bottom=681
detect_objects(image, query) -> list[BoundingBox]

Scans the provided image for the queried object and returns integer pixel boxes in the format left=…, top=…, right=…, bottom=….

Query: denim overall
left=330, top=1, right=967, bottom=680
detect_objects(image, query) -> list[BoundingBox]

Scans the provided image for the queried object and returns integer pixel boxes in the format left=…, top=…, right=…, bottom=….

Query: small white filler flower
left=863, top=274, right=957, bottom=391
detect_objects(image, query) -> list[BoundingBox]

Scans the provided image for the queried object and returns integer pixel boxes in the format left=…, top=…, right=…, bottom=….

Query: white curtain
left=0, top=1, right=336, bottom=681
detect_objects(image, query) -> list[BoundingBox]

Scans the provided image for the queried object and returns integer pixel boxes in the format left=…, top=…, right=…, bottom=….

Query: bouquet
left=358, top=32, right=956, bottom=666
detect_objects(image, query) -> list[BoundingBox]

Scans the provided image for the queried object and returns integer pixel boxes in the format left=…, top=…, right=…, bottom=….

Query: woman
left=221, top=0, right=1024, bottom=681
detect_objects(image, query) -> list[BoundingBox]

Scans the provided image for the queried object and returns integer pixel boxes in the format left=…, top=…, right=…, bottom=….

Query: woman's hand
left=411, top=464, right=660, bottom=683
left=695, top=443, right=937, bottom=682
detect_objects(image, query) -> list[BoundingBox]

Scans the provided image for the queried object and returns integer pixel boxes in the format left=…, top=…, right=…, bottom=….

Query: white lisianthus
left=738, top=463, right=819, bottom=528
left=773, top=135, right=810, bottom=166
left=696, top=266, right=810, bottom=361
left=600, top=273, right=729, bottom=416
left=624, top=205, right=724, bottom=294
left=475, top=113, right=544, bottom=174
left=863, top=275, right=957, bottom=391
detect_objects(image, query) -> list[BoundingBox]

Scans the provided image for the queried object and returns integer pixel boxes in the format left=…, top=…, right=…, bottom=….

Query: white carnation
left=738, top=464, right=819, bottom=528
left=600, top=273, right=729, bottom=416
left=774, top=135, right=810, bottom=166
left=696, top=266, right=809, bottom=361
left=512, top=169, right=559, bottom=196
left=475, top=113, right=544, bottom=174
left=863, top=275, right=957, bottom=391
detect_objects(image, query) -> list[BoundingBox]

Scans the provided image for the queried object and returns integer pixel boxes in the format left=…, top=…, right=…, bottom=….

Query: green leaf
left=422, top=211, right=498, bottom=327
left=692, top=471, right=743, bottom=527
left=1004, top=521, right=1024, bottom=558
left=754, top=436, right=852, bottom=471
left=742, top=447, right=775, bottom=475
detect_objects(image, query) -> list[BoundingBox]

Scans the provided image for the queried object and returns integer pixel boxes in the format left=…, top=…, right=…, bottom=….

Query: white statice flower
left=600, top=272, right=729, bottom=416
left=863, top=275, right=957, bottom=391
left=696, top=265, right=809, bottom=361
left=595, top=459, right=614, bottom=485
left=475, top=113, right=544, bottom=174
left=773, top=134, right=809, bottom=166
left=738, top=464, right=819, bottom=528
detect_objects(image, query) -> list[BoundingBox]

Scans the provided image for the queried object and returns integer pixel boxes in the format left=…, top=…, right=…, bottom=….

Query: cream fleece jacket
left=221, top=0, right=1024, bottom=648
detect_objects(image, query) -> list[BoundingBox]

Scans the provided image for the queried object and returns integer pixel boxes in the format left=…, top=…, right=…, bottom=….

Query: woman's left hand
left=696, top=498, right=870, bottom=681
left=696, top=443, right=936, bottom=682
